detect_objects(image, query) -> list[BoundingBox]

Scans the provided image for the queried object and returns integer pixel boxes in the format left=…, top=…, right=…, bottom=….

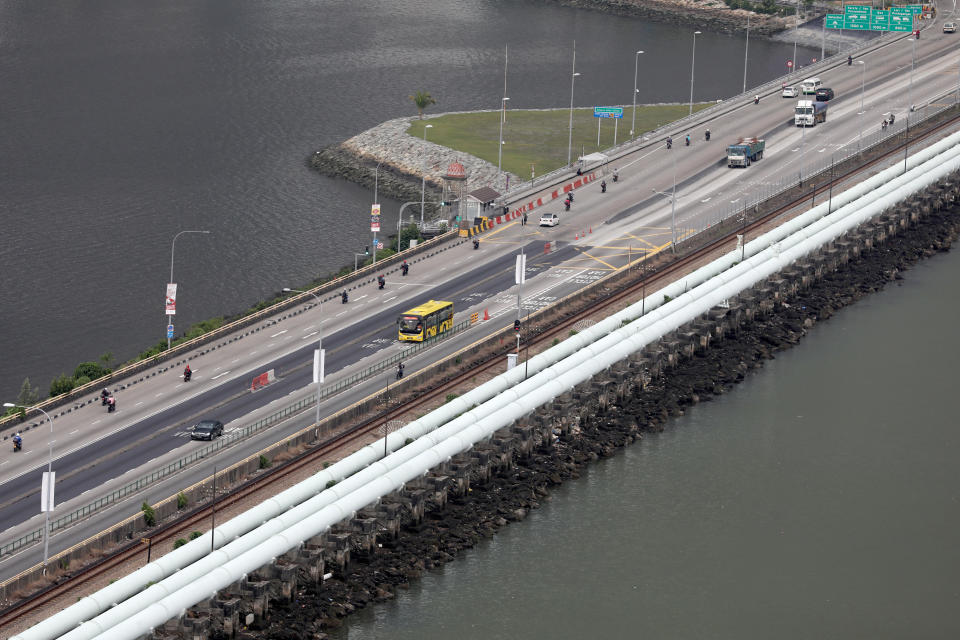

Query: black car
left=815, top=87, right=835, bottom=102
left=190, top=419, right=224, bottom=440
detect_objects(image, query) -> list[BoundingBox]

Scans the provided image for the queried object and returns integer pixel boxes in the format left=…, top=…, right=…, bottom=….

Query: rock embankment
left=241, top=195, right=960, bottom=639
left=540, top=0, right=792, bottom=35
left=309, top=116, right=515, bottom=214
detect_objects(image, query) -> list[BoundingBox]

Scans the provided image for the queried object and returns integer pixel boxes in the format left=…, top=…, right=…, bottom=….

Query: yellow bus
left=398, top=300, right=454, bottom=342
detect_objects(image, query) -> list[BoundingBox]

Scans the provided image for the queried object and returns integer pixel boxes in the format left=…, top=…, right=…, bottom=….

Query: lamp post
left=567, top=41, right=579, bottom=167
left=373, top=160, right=383, bottom=206
left=908, top=38, right=915, bottom=124
left=4, top=403, right=54, bottom=570
left=283, top=288, right=324, bottom=426
left=631, top=50, right=644, bottom=139
left=651, top=150, right=678, bottom=253
left=689, top=31, right=701, bottom=116
left=420, top=124, right=433, bottom=228
left=856, top=60, right=866, bottom=149
left=498, top=97, right=510, bottom=174
left=793, top=0, right=799, bottom=72
left=167, top=230, right=211, bottom=350
left=743, top=16, right=750, bottom=94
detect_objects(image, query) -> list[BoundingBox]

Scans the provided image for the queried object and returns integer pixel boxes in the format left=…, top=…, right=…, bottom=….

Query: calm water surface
left=0, top=0, right=815, bottom=398
left=332, top=247, right=960, bottom=639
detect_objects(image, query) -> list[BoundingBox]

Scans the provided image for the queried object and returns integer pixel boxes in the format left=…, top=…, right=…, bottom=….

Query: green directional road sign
left=870, top=9, right=890, bottom=31
left=890, top=6, right=916, bottom=31
left=825, top=13, right=844, bottom=29
left=593, top=106, right=624, bottom=119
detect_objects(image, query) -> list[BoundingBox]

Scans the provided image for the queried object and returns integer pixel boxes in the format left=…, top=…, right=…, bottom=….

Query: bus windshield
left=399, top=315, right=422, bottom=334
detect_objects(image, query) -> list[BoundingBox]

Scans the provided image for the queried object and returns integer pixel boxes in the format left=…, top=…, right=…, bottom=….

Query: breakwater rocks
left=159, top=178, right=960, bottom=639
left=309, top=116, right=515, bottom=213
left=537, top=0, right=791, bottom=35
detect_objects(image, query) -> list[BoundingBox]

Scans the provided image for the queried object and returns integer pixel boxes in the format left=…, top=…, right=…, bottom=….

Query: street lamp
left=742, top=16, right=750, bottom=95
left=498, top=97, right=510, bottom=174
left=373, top=160, right=383, bottom=206
left=567, top=41, right=579, bottom=167
left=4, top=403, right=54, bottom=571
left=631, top=50, right=644, bottom=139
left=651, top=150, right=678, bottom=253
left=420, top=124, right=433, bottom=228
left=282, top=289, right=324, bottom=425
left=856, top=60, right=866, bottom=149
left=689, top=31, right=701, bottom=116
left=793, top=0, right=799, bottom=73
left=167, top=230, right=211, bottom=350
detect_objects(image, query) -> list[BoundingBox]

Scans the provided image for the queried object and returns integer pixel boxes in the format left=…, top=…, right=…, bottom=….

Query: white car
left=781, top=85, right=799, bottom=98
left=944, top=22, right=957, bottom=33
left=539, top=213, right=560, bottom=227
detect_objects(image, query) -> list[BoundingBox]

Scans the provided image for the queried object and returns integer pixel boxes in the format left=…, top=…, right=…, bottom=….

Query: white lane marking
left=232, top=358, right=239, bottom=363
left=0, top=461, right=8, bottom=466
left=249, top=351, right=258, bottom=356
left=135, top=401, right=143, bottom=407
left=335, top=311, right=347, bottom=317
left=355, top=295, right=368, bottom=301
left=92, top=419, right=101, bottom=425
left=211, top=371, right=231, bottom=380
left=383, top=296, right=397, bottom=303
left=700, top=197, right=712, bottom=203
left=69, top=429, right=79, bottom=435
left=270, top=330, right=287, bottom=337
left=155, top=393, right=163, bottom=398
left=302, top=331, right=318, bottom=339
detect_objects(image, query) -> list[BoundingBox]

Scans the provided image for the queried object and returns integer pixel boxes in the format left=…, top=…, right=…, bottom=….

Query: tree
left=17, top=378, right=40, bottom=407
left=49, top=373, right=75, bottom=398
left=409, top=91, right=437, bottom=120
left=74, top=361, right=110, bottom=382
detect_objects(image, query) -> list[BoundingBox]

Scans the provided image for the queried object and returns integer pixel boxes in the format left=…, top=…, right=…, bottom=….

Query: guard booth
left=464, top=186, right=501, bottom=227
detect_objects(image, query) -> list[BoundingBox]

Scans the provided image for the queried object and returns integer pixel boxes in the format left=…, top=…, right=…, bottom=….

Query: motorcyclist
left=847, top=55, right=853, bottom=66
left=101, top=388, right=111, bottom=405
left=13, top=433, right=22, bottom=451
left=705, top=129, right=711, bottom=142
left=396, top=361, right=405, bottom=379
left=881, top=119, right=888, bottom=131
left=600, top=180, right=607, bottom=193
left=567, top=191, right=574, bottom=202
left=564, top=199, right=571, bottom=211
left=685, top=134, right=691, bottom=146
left=754, top=95, right=760, bottom=105
left=107, top=396, right=116, bottom=412
left=666, top=136, right=673, bottom=149
left=341, top=290, right=348, bottom=304
left=401, top=260, right=409, bottom=276
left=473, top=238, right=480, bottom=250
left=183, top=364, right=192, bottom=381
left=377, top=275, right=385, bottom=289
left=612, top=169, right=619, bottom=182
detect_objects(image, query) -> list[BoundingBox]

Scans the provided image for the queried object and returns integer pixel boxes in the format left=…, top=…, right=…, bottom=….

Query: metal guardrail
left=0, top=315, right=477, bottom=560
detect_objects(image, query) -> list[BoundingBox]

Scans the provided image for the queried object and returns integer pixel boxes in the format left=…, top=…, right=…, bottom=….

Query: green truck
left=726, top=137, right=765, bottom=168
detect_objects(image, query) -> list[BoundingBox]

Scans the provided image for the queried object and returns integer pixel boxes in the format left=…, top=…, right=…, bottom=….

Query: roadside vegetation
left=406, top=103, right=712, bottom=177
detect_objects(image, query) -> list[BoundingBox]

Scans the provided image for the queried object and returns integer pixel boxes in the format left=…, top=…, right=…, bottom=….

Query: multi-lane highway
left=2, top=15, right=959, bottom=579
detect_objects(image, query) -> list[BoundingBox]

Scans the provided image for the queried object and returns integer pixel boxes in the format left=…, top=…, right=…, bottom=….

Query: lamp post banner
left=165, top=283, right=177, bottom=315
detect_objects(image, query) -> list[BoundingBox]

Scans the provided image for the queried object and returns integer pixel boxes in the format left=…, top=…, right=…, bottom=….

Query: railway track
left=3, top=105, right=958, bottom=634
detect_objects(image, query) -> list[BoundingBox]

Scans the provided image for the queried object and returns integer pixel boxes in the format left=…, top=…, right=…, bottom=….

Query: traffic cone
left=589, top=227, right=592, bottom=234
left=575, top=232, right=579, bottom=240
left=483, top=308, right=490, bottom=321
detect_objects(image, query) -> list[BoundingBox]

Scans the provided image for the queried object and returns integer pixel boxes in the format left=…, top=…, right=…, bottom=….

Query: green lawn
left=407, top=104, right=712, bottom=178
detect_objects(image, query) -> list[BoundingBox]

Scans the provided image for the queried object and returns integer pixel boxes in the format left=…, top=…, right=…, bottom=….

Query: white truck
left=795, top=100, right=828, bottom=127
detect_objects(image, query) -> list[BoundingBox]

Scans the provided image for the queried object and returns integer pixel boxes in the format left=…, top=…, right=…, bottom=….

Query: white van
left=800, top=77, right=822, bottom=95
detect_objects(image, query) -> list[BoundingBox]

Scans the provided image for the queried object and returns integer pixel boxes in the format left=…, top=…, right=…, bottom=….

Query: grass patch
left=407, top=104, right=712, bottom=177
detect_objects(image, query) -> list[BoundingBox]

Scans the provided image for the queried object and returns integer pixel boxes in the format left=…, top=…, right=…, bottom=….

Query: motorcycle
left=600, top=181, right=607, bottom=193
left=401, top=262, right=409, bottom=276
left=184, top=368, right=192, bottom=382
left=705, top=130, right=711, bottom=142
left=377, top=276, right=385, bottom=290
left=13, top=437, right=22, bottom=452
left=341, top=290, right=348, bottom=304
left=612, top=172, right=619, bottom=183
left=848, top=55, right=853, bottom=66
left=473, top=238, right=479, bottom=250
left=567, top=192, right=574, bottom=202
left=107, top=397, right=116, bottom=413
left=564, top=200, right=571, bottom=211
left=754, top=95, right=760, bottom=105
left=666, top=137, right=672, bottom=149
left=685, top=135, right=690, bottom=146
left=396, top=362, right=405, bottom=380
left=101, top=389, right=111, bottom=406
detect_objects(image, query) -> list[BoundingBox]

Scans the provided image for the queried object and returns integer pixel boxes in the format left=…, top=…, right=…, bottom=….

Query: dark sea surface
left=0, top=0, right=815, bottom=401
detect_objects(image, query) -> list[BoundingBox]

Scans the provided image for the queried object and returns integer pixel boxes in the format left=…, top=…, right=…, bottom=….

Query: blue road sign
left=167, top=324, right=174, bottom=339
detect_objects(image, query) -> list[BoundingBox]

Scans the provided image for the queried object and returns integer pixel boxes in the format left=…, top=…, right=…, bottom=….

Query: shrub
left=325, top=479, right=337, bottom=489
left=259, top=454, right=271, bottom=469
left=552, top=338, right=560, bottom=346
left=73, top=361, right=110, bottom=382
left=189, top=531, right=203, bottom=540
left=177, top=492, right=188, bottom=510
left=568, top=329, right=578, bottom=337
left=141, top=502, right=156, bottom=527
left=49, top=374, right=75, bottom=398
left=173, top=538, right=188, bottom=549
left=404, top=438, right=414, bottom=446
left=445, top=393, right=459, bottom=403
